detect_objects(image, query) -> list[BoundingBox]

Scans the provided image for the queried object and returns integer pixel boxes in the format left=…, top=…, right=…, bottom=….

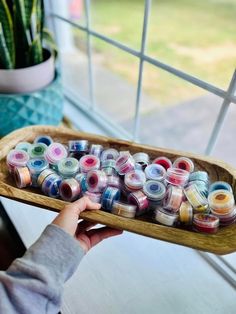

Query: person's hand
left=52, top=196, right=123, bottom=252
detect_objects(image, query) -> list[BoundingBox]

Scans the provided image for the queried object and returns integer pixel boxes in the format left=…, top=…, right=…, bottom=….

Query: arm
left=0, top=197, right=122, bottom=314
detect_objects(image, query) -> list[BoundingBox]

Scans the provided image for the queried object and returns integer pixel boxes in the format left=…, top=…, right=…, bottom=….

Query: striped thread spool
left=41, top=173, right=62, bottom=198
left=163, top=185, right=183, bottom=213
left=184, top=184, right=208, bottom=213
left=101, top=187, right=120, bottom=211
left=89, top=144, right=103, bottom=158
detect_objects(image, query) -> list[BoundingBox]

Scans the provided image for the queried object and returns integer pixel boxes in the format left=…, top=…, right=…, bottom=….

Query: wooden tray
left=0, top=125, right=236, bottom=255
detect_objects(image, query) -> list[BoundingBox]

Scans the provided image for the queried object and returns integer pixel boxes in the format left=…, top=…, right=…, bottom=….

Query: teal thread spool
left=58, top=157, right=79, bottom=178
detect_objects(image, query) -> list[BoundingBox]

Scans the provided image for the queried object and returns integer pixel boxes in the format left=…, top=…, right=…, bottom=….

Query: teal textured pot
left=0, top=72, right=64, bottom=136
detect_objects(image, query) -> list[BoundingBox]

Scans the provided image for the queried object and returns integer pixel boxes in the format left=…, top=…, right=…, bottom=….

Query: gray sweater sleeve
left=0, top=224, right=85, bottom=314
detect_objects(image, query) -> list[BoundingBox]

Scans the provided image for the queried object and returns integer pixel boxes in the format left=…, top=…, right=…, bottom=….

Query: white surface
left=1, top=197, right=236, bottom=314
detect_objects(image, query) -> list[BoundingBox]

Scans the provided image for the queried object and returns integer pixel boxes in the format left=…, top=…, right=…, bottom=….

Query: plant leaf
left=0, top=22, right=13, bottom=68
left=42, top=28, right=58, bottom=59
left=28, top=34, right=43, bottom=65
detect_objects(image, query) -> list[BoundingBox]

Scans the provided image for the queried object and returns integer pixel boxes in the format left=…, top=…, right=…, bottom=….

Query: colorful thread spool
left=86, top=170, right=107, bottom=192
left=133, top=152, right=150, bottom=168
left=193, top=214, right=219, bottom=234
left=75, top=173, right=88, bottom=193
left=144, top=164, right=166, bottom=181
left=68, top=140, right=89, bottom=153
left=112, top=201, right=137, bottom=218
left=101, top=148, right=119, bottom=161
left=58, top=157, right=79, bottom=178
left=184, top=184, right=208, bottom=212
left=14, top=167, right=32, bottom=188
left=37, top=169, right=55, bottom=186
left=101, top=187, right=120, bottom=211
left=28, top=143, right=48, bottom=158
left=163, top=185, right=183, bottom=213
left=101, top=159, right=117, bottom=176
left=15, top=142, right=32, bottom=152
left=189, top=171, right=209, bottom=183
left=179, top=201, right=193, bottom=225
left=124, top=170, right=146, bottom=191
left=128, top=191, right=149, bottom=216
left=173, top=157, right=194, bottom=173
left=7, top=149, right=30, bottom=173
left=209, top=181, right=233, bottom=194
left=27, top=158, right=49, bottom=187
left=34, top=135, right=53, bottom=146
left=115, top=153, right=135, bottom=175
left=165, top=167, right=189, bottom=187
left=211, top=207, right=236, bottom=226
left=208, top=189, right=234, bottom=215
left=45, top=143, right=68, bottom=166
left=84, top=191, right=102, bottom=203
left=152, top=156, right=172, bottom=170
left=41, top=173, right=62, bottom=198
left=187, top=181, right=209, bottom=198
left=59, top=178, right=81, bottom=201
left=79, top=155, right=100, bottom=173
left=106, top=175, right=121, bottom=188
left=154, top=207, right=178, bottom=227
left=89, top=144, right=103, bottom=158
left=143, top=180, right=166, bottom=202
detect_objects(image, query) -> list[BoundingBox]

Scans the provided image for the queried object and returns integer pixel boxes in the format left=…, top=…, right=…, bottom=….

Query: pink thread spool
left=106, top=175, right=121, bottom=188
left=124, top=169, right=146, bottom=191
left=84, top=191, right=102, bottom=203
left=59, top=178, right=81, bottom=202
left=45, top=143, right=68, bottom=167
left=115, top=153, right=135, bottom=175
left=7, top=149, right=30, bottom=174
left=193, top=214, right=219, bottom=234
left=163, top=185, right=183, bottom=213
left=86, top=170, right=107, bottom=192
left=79, top=155, right=100, bottom=173
left=128, top=191, right=149, bottom=216
left=152, top=156, right=172, bottom=170
left=173, top=157, right=194, bottom=173
left=165, top=167, right=189, bottom=187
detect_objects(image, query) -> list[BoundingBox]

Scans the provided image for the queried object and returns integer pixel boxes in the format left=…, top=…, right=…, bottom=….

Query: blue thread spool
left=188, top=181, right=209, bottom=198
left=143, top=180, right=166, bottom=202
left=27, top=158, right=49, bottom=187
left=75, top=173, right=88, bottom=193
left=58, top=157, right=79, bottom=178
left=145, top=164, right=166, bottom=181
left=101, top=187, right=120, bottom=211
left=189, top=171, right=209, bottom=183
left=34, top=135, right=53, bottom=146
left=209, top=181, right=233, bottom=194
left=101, top=148, right=119, bottom=161
left=15, top=142, right=32, bottom=153
left=68, top=140, right=89, bottom=153
left=28, top=143, right=48, bottom=158
left=89, top=144, right=103, bottom=158
left=41, top=173, right=62, bottom=198
left=37, top=169, right=55, bottom=186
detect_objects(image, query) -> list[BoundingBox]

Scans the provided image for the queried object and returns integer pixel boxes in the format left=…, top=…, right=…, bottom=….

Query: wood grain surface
left=0, top=125, right=236, bottom=255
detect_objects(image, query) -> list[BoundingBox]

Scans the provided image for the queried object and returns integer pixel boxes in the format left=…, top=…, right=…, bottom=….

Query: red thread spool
left=152, top=156, right=172, bottom=170
left=165, top=168, right=189, bottom=187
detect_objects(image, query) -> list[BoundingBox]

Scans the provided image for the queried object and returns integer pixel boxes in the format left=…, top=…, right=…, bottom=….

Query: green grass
left=80, top=0, right=236, bottom=104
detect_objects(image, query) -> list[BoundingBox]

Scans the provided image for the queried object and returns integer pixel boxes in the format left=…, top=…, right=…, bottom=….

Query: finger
left=86, top=227, right=123, bottom=248
left=76, top=220, right=97, bottom=235
left=63, top=196, right=101, bottom=216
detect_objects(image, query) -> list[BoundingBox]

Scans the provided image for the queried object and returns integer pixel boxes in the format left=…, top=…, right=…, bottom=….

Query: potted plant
left=0, top=0, right=64, bottom=136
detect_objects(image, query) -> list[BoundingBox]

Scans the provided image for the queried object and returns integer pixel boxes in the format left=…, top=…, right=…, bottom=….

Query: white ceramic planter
left=0, top=51, right=55, bottom=94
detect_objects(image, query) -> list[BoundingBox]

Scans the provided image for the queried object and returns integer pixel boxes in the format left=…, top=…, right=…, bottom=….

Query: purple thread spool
left=145, top=164, right=166, bottom=181
left=101, top=148, right=119, bottom=161
left=107, top=175, right=121, bottom=188
left=89, top=144, right=103, bottom=158
left=124, top=170, right=146, bottom=191
left=45, top=143, right=68, bottom=167
left=7, top=149, right=30, bottom=174
left=84, top=191, right=102, bottom=203
left=128, top=191, right=149, bottom=216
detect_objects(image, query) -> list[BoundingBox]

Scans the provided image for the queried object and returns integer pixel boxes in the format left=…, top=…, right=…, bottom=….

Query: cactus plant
left=0, top=0, right=57, bottom=69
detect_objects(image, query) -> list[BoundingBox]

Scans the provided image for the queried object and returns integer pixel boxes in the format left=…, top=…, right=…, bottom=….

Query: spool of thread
left=15, top=142, right=32, bottom=152
left=106, top=175, right=121, bottom=188
left=34, top=135, right=53, bottom=146
left=68, top=140, right=89, bottom=153
left=112, top=201, right=137, bottom=218
left=133, top=152, right=150, bottom=168
left=189, top=171, right=209, bottom=183
left=154, top=207, right=178, bottom=226
left=152, top=156, right=172, bottom=170
left=211, top=207, right=236, bottom=226
left=45, top=143, right=68, bottom=166
left=37, top=169, right=55, bottom=186
left=59, top=178, right=81, bottom=201
left=101, top=148, right=119, bottom=161
left=101, top=159, right=117, bottom=176
left=179, top=201, right=193, bottom=225
left=14, top=167, right=32, bottom=188
left=28, top=143, right=48, bottom=158
left=58, top=157, right=79, bottom=178
left=143, top=180, right=166, bottom=202
left=187, top=181, right=209, bottom=198
left=193, top=214, right=219, bottom=234
left=144, top=164, right=166, bottom=181
left=79, top=155, right=100, bottom=173
left=124, top=170, right=146, bottom=191
left=27, top=158, right=49, bottom=187
left=41, top=173, right=62, bottom=198
left=165, top=168, right=189, bottom=187
left=75, top=173, right=88, bottom=193
left=84, top=191, right=102, bottom=203
left=101, top=187, right=120, bottom=211
left=115, top=153, right=135, bottom=175
left=208, top=189, right=234, bottom=215
left=184, top=184, right=208, bottom=212
left=128, top=191, right=149, bottom=216
left=86, top=170, right=107, bottom=192
left=209, top=181, right=233, bottom=194
left=173, top=157, right=194, bottom=172
left=7, top=149, right=30, bottom=173
left=89, top=144, right=103, bottom=158
left=163, top=185, right=183, bottom=213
